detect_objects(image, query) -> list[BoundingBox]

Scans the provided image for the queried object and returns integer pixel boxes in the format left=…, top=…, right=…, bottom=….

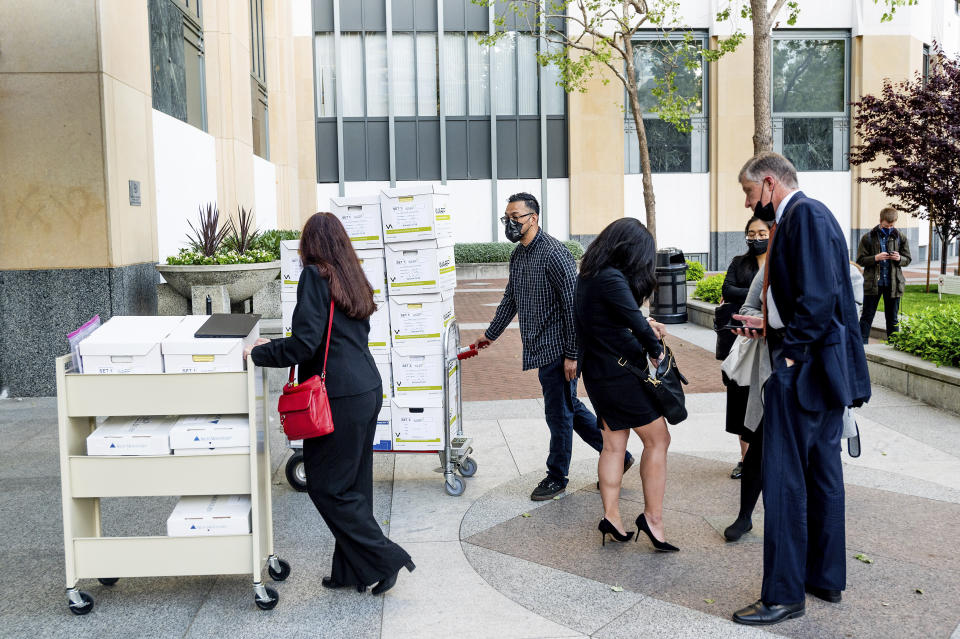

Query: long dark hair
left=298, top=212, right=377, bottom=320
left=579, top=218, right=657, bottom=303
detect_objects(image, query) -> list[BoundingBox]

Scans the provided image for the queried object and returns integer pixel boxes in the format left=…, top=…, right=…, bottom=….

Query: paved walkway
left=2, top=299, right=959, bottom=638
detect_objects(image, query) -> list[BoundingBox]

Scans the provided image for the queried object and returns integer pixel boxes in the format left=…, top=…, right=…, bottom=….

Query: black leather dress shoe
left=732, top=600, right=805, bottom=626
left=806, top=584, right=842, bottom=603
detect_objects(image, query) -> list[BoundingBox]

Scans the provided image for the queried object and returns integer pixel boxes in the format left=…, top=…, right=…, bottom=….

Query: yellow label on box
left=407, top=304, right=423, bottom=309
left=192, top=355, right=215, bottom=362
left=398, top=196, right=415, bottom=203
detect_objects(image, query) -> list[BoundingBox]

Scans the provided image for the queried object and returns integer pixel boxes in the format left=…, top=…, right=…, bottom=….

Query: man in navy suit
left=730, top=152, right=871, bottom=626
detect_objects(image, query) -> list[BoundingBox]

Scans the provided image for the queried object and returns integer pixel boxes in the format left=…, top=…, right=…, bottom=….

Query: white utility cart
left=284, top=320, right=478, bottom=496
left=55, top=355, right=288, bottom=614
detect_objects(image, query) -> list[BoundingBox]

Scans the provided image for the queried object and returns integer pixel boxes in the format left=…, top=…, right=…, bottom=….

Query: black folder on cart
left=194, top=314, right=261, bottom=338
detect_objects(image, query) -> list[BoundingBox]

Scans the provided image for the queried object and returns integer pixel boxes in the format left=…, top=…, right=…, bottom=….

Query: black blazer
left=251, top=264, right=381, bottom=398
left=575, top=267, right=663, bottom=379
left=722, top=254, right=760, bottom=310
left=768, top=192, right=871, bottom=409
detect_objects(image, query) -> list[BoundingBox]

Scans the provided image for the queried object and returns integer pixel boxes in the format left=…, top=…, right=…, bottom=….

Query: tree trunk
left=751, top=0, right=773, bottom=154
left=940, top=222, right=950, bottom=276
left=628, top=91, right=657, bottom=242
left=925, top=222, right=933, bottom=292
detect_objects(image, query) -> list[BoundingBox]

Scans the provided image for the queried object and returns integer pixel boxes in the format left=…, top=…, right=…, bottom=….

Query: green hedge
left=887, top=306, right=960, bottom=367
left=253, top=229, right=301, bottom=261
left=685, top=260, right=705, bottom=281
left=693, top=272, right=725, bottom=305
left=454, top=240, right=584, bottom=264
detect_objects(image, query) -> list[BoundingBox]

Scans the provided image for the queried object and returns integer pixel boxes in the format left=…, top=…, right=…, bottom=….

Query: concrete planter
left=156, top=261, right=281, bottom=302
left=687, top=297, right=718, bottom=329
left=864, top=344, right=960, bottom=414
left=455, top=262, right=509, bottom=280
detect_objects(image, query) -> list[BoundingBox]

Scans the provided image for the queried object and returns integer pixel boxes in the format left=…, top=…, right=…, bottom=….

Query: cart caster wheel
left=444, top=476, right=465, bottom=497
left=285, top=452, right=307, bottom=492
left=457, top=456, right=477, bottom=478
left=267, top=558, right=291, bottom=582
left=254, top=586, right=279, bottom=610
left=97, top=578, right=119, bottom=587
left=68, top=591, right=94, bottom=615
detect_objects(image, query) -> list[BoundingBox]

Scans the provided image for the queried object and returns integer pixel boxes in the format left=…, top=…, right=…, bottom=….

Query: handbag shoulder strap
left=320, top=298, right=334, bottom=379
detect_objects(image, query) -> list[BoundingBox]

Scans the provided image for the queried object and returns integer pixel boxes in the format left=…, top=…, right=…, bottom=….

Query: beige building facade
left=0, top=0, right=317, bottom=395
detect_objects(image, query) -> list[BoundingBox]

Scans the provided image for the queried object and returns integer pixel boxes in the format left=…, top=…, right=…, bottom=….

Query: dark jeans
left=860, top=284, right=900, bottom=343
left=537, top=356, right=629, bottom=486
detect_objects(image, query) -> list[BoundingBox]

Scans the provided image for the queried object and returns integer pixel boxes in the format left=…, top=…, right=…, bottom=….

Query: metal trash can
left=651, top=248, right=688, bottom=324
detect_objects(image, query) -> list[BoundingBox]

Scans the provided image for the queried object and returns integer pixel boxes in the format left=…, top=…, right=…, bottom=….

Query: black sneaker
left=731, top=462, right=743, bottom=479
left=531, top=477, right=565, bottom=501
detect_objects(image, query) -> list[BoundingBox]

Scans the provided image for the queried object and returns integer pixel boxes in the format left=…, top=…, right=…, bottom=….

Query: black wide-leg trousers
left=302, top=387, right=410, bottom=587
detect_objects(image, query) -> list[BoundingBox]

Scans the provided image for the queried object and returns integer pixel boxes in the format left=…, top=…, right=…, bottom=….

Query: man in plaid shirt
left=478, top=193, right=634, bottom=500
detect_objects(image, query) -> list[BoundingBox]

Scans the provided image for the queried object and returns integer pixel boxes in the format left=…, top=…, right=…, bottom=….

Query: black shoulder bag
left=616, top=342, right=689, bottom=425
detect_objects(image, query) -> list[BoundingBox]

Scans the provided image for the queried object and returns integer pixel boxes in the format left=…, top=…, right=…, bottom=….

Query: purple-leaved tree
left=850, top=46, right=960, bottom=283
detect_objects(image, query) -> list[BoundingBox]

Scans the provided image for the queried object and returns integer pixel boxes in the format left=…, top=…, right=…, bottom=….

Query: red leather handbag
left=278, top=299, right=335, bottom=440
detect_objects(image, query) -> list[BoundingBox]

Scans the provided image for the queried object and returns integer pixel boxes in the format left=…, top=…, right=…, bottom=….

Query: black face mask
left=504, top=218, right=526, bottom=243
left=753, top=182, right=776, bottom=222
left=746, top=239, right=769, bottom=255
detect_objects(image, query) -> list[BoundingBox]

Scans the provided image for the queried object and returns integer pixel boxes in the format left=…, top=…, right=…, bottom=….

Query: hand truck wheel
left=97, top=578, right=119, bottom=586
left=457, top=456, right=477, bottom=478
left=285, top=451, right=307, bottom=492
left=444, top=475, right=465, bottom=497
left=67, top=589, right=94, bottom=615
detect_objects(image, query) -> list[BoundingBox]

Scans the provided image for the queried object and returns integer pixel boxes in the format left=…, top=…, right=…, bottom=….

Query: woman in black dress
left=245, top=213, right=413, bottom=595
left=719, top=216, right=771, bottom=479
left=575, top=218, right=677, bottom=552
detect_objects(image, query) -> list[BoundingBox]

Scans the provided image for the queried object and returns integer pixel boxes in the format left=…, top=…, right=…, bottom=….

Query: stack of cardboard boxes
left=281, top=186, right=457, bottom=452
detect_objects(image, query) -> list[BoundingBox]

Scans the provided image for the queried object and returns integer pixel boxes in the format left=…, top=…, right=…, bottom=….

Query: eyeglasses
left=500, top=212, right=534, bottom=225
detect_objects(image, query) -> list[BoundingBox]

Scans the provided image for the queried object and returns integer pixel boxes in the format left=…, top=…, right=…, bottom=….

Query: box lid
left=80, top=316, right=184, bottom=357
left=280, top=239, right=300, bottom=250
left=161, top=316, right=243, bottom=355
left=373, top=352, right=392, bottom=364
left=330, top=194, right=379, bottom=206
left=93, top=415, right=176, bottom=437
left=356, top=248, right=385, bottom=260
left=172, top=414, right=249, bottom=430
left=194, top=313, right=260, bottom=338
left=380, top=185, right=448, bottom=199
left=388, top=292, right=449, bottom=305
left=169, top=494, right=251, bottom=520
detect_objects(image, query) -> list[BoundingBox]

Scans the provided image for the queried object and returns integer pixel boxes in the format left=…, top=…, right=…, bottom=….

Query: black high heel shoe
left=598, top=518, right=634, bottom=546
left=635, top=513, right=679, bottom=552
left=371, top=560, right=416, bottom=595
left=322, top=577, right=366, bottom=593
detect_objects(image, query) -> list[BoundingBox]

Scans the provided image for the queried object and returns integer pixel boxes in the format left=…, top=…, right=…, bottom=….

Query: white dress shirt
left=765, top=189, right=800, bottom=330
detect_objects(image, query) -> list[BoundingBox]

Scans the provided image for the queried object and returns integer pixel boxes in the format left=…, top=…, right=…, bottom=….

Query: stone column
left=0, top=0, right=159, bottom=396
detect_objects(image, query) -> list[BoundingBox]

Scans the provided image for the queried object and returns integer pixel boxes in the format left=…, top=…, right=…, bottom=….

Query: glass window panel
left=315, top=34, right=336, bottom=117
left=518, top=34, right=538, bottom=115
left=543, top=40, right=565, bottom=115
left=416, top=33, right=438, bottom=116
left=467, top=33, right=489, bottom=116
left=637, top=119, right=691, bottom=173
left=444, top=33, right=466, bottom=116
left=782, top=117, right=833, bottom=171
left=632, top=40, right=703, bottom=114
left=365, top=32, right=388, bottom=117
left=392, top=33, right=416, bottom=116
left=773, top=39, right=845, bottom=113
left=340, top=33, right=365, bottom=117
left=492, top=31, right=517, bottom=115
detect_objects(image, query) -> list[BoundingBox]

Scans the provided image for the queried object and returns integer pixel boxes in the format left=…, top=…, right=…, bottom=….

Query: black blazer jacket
left=251, top=264, right=381, bottom=398
left=768, top=192, right=871, bottom=410
left=575, top=267, right=663, bottom=380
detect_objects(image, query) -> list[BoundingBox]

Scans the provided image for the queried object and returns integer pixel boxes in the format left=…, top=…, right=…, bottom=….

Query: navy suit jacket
left=768, top=192, right=871, bottom=410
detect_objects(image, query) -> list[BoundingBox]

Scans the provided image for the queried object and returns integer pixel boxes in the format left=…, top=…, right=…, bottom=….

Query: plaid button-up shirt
left=484, top=229, right=579, bottom=371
